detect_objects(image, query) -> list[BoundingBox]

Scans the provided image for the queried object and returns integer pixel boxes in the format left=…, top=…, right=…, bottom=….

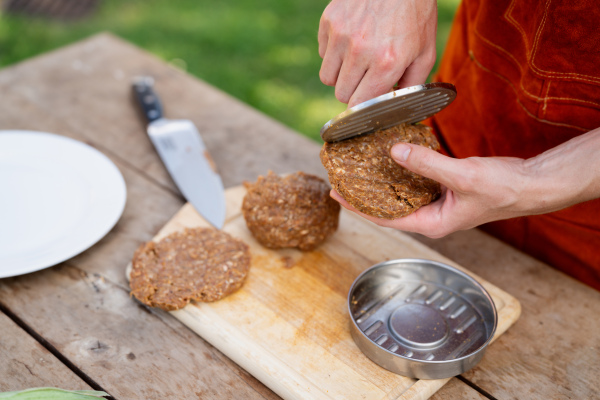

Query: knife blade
left=132, top=76, right=225, bottom=229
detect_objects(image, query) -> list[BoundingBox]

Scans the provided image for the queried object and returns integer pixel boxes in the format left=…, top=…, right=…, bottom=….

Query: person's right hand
left=318, top=0, right=438, bottom=107
left=329, top=126, right=600, bottom=238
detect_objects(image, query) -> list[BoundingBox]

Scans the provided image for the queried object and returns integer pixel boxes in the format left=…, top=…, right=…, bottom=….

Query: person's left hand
left=318, top=0, right=437, bottom=108
left=330, top=143, right=533, bottom=238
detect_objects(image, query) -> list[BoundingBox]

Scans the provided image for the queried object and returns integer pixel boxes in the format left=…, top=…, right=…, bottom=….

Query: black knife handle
left=132, top=76, right=163, bottom=123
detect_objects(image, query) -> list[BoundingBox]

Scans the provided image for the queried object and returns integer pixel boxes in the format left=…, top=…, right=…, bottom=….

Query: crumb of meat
left=129, top=227, right=251, bottom=311
left=281, top=256, right=295, bottom=269
left=320, top=123, right=441, bottom=219
left=242, top=171, right=340, bottom=251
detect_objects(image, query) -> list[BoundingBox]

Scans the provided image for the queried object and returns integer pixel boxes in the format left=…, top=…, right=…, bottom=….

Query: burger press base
left=126, top=185, right=521, bottom=400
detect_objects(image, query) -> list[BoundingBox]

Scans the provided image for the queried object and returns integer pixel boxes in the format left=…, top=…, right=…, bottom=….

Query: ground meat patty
left=129, top=228, right=250, bottom=311
left=242, top=171, right=340, bottom=251
left=320, top=123, right=442, bottom=219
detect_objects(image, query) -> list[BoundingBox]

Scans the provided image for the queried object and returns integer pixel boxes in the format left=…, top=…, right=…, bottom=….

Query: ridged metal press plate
left=348, top=259, right=497, bottom=379
left=321, top=82, right=456, bottom=143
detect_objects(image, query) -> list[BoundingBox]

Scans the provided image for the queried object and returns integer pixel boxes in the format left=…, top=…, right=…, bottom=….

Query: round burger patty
left=242, top=171, right=340, bottom=251
left=130, top=227, right=251, bottom=311
left=320, top=123, right=442, bottom=219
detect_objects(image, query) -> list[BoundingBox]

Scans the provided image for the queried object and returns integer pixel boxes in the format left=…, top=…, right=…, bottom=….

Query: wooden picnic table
left=0, top=33, right=598, bottom=400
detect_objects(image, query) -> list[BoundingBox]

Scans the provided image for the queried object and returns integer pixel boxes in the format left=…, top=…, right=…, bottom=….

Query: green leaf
left=0, top=388, right=109, bottom=399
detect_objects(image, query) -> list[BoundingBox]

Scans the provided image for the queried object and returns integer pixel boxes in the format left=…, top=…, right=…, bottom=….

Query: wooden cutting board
left=129, top=185, right=521, bottom=400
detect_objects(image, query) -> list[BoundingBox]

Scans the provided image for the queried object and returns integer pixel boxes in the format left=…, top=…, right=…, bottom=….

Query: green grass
left=0, top=0, right=460, bottom=141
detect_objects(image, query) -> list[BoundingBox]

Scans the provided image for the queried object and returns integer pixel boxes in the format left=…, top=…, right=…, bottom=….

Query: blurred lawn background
left=0, top=0, right=460, bottom=141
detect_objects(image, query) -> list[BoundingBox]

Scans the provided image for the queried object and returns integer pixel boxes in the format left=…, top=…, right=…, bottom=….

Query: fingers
left=396, top=50, right=436, bottom=89
left=391, top=143, right=471, bottom=192
left=329, top=189, right=349, bottom=208
left=320, top=32, right=372, bottom=103
left=321, top=41, right=388, bottom=105
left=318, top=15, right=329, bottom=59
left=319, top=46, right=343, bottom=88
left=347, top=48, right=435, bottom=106
left=322, top=47, right=433, bottom=107
left=319, top=0, right=438, bottom=106
left=318, top=13, right=405, bottom=104
left=347, top=65, right=403, bottom=108
left=335, top=54, right=368, bottom=104
left=330, top=189, right=400, bottom=228
left=318, top=11, right=344, bottom=88
left=319, top=13, right=344, bottom=88
left=330, top=189, right=453, bottom=238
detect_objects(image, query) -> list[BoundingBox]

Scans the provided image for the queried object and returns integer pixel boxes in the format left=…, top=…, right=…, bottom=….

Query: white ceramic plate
left=0, top=130, right=127, bottom=278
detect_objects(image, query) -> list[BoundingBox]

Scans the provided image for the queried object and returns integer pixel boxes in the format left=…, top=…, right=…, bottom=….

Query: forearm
left=522, top=127, right=600, bottom=215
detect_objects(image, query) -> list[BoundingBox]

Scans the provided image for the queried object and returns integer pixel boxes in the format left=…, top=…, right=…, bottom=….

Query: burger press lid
left=348, top=259, right=497, bottom=379
left=321, top=82, right=457, bottom=142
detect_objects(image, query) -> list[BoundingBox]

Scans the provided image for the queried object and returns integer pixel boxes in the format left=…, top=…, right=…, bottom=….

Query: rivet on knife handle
left=132, top=76, right=164, bottom=123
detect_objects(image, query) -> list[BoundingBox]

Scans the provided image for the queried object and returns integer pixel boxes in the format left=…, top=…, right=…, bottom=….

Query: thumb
left=390, top=143, right=463, bottom=188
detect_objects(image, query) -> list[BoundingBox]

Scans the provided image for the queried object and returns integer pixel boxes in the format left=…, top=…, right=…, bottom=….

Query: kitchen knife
left=132, top=76, right=225, bottom=229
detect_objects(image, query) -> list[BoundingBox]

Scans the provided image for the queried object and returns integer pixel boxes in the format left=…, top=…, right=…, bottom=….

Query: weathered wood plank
left=0, top=90, right=182, bottom=288
left=0, top=76, right=277, bottom=398
left=2, top=32, right=598, bottom=399
left=430, top=379, right=488, bottom=400
left=0, top=32, right=328, bottom=190
left=409, top=230, right=600, bottom=399
left=0, top=35, right=481, bottom=399
left=0, top=311, right=93, bottom=392
left=0, top=264, right=277, bottom=400
left=138, top=190, right=518, bottom=400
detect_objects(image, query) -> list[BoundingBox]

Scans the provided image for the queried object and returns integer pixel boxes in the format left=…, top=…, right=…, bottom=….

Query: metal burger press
left=320, top=82, right=457, bottom=142
left=348, top=259, right=497, bottom=379
left=321, top=83, right=498, bottom=379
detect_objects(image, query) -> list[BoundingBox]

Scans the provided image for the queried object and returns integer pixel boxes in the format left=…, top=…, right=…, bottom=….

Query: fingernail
left=391, top=144, right=411, bottom=162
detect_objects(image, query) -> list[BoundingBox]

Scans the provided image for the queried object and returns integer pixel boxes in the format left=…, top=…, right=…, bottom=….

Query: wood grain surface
left=0, top=312, right=92, bottom=392
left=0, top=33, right=598, bottom=399
left=127, top=185, right=520, bottom=400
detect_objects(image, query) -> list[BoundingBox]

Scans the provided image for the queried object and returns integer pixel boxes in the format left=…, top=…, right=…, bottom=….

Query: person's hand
left=331, top=143, right=533, bottom=238
left=331, top=127, right=600, bottom=238
left=318, top=0, right=437, bottom=107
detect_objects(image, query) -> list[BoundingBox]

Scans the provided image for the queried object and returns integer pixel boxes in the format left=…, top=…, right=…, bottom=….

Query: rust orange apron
left=429, top=0, right=600, bottom=290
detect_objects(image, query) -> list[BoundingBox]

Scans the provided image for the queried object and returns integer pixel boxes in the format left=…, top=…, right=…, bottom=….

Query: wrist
left=520, top=128, right=600, bottom=215
left=495, top=157, right=542, bottom=218
left=520, top=155, right=555, bottom=215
